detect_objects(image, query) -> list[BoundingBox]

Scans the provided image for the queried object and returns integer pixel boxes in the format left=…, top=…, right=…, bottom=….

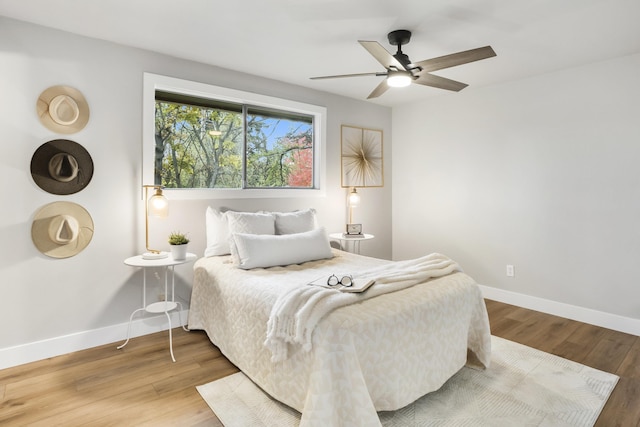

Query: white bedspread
left=266, top=253, right=461, bottom=362
left=188, top=250, right=491, bottom=427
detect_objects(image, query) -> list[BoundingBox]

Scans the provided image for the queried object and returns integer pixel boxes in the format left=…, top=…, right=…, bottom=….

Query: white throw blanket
left=264, top=253, right=461, bottom=361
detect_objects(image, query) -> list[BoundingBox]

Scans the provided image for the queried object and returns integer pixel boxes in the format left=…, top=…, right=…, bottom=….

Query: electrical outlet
left=506, top=265, right=515, bottom=277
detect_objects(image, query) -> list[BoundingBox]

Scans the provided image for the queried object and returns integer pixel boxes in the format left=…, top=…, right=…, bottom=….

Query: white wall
left=392, top=53, right=640, bottom=331
left=0, top=17, right=392, bottom=367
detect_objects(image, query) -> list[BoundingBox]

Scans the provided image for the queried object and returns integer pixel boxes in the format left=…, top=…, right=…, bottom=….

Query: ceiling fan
left=311, top=30, right=496, bottom=99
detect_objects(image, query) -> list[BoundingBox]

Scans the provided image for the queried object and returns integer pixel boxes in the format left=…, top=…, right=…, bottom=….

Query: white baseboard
left=479, top=285, right=640, bottom=336
left=0, top=309, right=189, bottom=370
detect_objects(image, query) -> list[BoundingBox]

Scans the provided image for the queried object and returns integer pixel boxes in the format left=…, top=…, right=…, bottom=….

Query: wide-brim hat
left=31, top=201, right=94, bottom=259
left=31, top=139, right=94, bottom=195
left=37, top=85, right=90, bottom=134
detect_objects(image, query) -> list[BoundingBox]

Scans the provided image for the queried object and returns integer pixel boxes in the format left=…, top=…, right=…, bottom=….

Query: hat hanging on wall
left=31, top=201, right=94, bottom=259
left=37, top=85, right=90, bottom=134
left=30, top=139, right=94, bottom=195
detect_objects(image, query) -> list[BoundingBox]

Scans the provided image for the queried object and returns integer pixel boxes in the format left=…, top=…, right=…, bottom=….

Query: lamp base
left=142, top=251, right=169, bottom=260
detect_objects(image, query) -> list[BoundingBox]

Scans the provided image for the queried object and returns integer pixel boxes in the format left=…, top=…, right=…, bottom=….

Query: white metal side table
left=329, top=233, right=375, bottom=254
left=117, top=253, right=197, bottom=362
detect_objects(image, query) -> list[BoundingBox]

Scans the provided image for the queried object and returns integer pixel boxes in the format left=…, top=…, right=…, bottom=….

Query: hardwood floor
left=1, top=300, right=638, bottom=426
left=0, top=329, right=236, bottom=426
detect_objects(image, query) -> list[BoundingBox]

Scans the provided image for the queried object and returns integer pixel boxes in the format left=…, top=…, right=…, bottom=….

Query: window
left=143, top=73, right=326, bottom=199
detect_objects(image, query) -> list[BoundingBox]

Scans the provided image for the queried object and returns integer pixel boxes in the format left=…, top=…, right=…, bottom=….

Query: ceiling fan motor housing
left=387, top=30, right=411, bottom=46
left=388, top=30, right=413, bottom=69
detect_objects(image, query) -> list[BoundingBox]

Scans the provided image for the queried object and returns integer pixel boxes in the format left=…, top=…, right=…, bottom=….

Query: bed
left=188, top=209, right=491, bottom=426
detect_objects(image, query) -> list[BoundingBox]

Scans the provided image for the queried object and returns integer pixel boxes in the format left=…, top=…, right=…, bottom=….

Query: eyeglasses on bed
left=327, top=274, right=353, bottom=287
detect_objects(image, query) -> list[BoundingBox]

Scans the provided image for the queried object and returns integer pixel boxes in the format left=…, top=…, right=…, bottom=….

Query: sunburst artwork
left=341, top=125, right=383, bottom=187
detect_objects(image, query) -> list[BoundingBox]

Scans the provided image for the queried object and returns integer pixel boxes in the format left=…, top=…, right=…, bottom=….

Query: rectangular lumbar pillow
left=232, top=227, right=333, bottom=269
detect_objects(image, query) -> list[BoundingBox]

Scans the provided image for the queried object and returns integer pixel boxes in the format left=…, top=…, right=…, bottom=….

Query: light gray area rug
left=197, top=336, right=618, bottom=426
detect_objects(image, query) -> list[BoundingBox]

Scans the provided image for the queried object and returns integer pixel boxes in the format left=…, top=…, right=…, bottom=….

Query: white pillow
left=232, top=227, right=333, bottom=269
left=274, top=208, right=317, bottom=235
left=226, top=211, right=275, bottom=235
left=204, top=207, right=231, bottom=257
left=226, top=211, right=276, bottom=260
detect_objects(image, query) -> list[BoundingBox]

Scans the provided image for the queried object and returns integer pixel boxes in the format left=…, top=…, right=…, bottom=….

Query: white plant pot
left=170, top=244, right=188, bottom=261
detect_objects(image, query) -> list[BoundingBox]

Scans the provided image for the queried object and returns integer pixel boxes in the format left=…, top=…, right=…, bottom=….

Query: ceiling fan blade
left=367, top=80, right=390, bottom=99
left=310, top=72, right=382, bottom=80
left=414, top=73, right=468, bottom=92
left=358, top=40, right=406, bottom=70
left=415, top=46, right=496, bottom=72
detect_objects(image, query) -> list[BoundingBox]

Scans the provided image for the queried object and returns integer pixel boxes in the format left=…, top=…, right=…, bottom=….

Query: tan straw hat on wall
left=30, top=139, right=94, bottom=195
left=31, top=201, right=94, bottom=259
left=37, top=85, right=90, bottom=134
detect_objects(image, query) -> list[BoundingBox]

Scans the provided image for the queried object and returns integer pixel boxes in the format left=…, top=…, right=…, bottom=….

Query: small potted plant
left=168, top=231, right=190, bottom=260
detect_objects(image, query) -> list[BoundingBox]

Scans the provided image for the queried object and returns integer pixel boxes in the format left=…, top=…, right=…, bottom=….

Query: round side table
left=117, top=253, right=197, bottom=362
left=329, top=233, right=375, bottom=254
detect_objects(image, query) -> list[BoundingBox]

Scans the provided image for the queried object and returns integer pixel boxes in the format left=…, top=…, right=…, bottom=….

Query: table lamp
left=142, top=184, right=169, bottom=259
left=346, top=187, right=362, bottom=235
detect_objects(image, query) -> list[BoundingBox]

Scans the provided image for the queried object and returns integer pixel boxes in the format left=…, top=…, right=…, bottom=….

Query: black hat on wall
left=30, top=139, right=94, bottom=195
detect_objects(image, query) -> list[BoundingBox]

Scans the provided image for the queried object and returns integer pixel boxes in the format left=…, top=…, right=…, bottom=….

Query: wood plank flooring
left=1, top=299, right=638, bottom=426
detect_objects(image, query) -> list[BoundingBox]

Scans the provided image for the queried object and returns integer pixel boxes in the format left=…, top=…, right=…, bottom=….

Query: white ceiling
left=1, top=0, right=639, bottom=107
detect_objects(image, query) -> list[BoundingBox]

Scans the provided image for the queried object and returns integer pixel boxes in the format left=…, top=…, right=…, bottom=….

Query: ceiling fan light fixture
left=386, top=72, right=412, bottom=88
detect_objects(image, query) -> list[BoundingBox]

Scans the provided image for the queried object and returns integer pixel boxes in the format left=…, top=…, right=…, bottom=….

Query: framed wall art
left=340, top=125, right=384, bottom=188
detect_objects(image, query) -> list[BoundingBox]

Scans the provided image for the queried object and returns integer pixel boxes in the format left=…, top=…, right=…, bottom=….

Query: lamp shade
left=148, top=188, right=168, bottom=217
left=348, top=187, right=361, bottom=207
